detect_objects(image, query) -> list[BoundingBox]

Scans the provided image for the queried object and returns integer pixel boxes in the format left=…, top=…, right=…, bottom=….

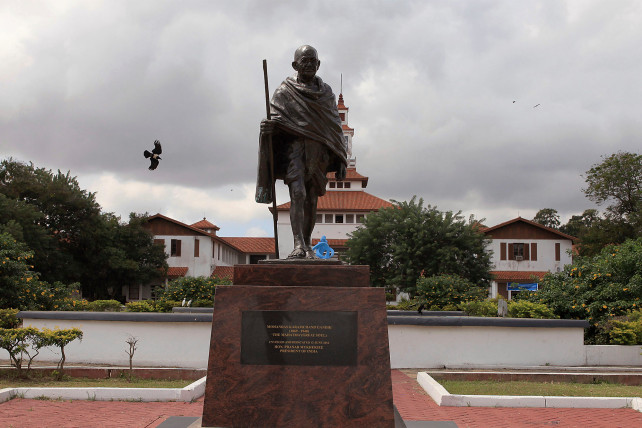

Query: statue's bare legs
left=287, top=178, right=318, bottom=259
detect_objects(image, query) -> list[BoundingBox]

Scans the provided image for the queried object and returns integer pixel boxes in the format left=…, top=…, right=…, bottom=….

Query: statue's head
left=292, top=45, right=320, bottom=83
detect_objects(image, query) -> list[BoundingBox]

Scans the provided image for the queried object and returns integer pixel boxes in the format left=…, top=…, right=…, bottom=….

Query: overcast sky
left=2, top=1, right=641, bottom=237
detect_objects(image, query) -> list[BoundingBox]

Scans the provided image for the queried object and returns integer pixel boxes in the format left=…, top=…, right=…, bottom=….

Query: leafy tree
left=0, top=232, right=35, bottom=308
left=559, top=209, right=599, bottom=237
left=532, top=208, right=561, bottom=229
left=82, top=213, right=167, bottom=299
left=584, top=151, right=642, bottom=223
left=522, top=237, right=642, bottom=342
left=0, top=159, right=167, bottom=299
left=344, top=197, right=492, bottom=294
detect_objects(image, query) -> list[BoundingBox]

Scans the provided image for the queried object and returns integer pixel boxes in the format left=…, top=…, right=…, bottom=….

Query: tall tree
left=584, top=151, right=642, bottom=223
left=532, top=208, right=561, bottom=229
left=344, top=197, right=492, bottom=294
left=0, top=159, right=167, bottom=299
left=578, top=152, right=642, bottom=255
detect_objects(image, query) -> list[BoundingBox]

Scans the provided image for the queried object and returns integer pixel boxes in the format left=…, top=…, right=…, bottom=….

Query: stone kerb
left=0, top=377, right=207, bottom=402
left=417, top=372, right=639, bottom=411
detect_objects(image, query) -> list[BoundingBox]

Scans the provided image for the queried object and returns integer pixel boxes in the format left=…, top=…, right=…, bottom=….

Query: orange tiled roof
left=326, top=167, right=368, bottom=182
left=342, top=124, right=354, bottom=132
left=311, top=238, right=348, bottom=247
left=219, top=237, right=276, bottom=254
left=167, top=267, right=188, bottom=277
left=191, top=218, right=220, bottom=231
left=211, top=266, right=234, bottom=280
left=276, top=191, right=392, bottom=211
left=491, top=271, right=549, bottom=281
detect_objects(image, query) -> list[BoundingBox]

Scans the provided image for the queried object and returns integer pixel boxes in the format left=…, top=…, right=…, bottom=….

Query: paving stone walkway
left=1, top=370, right=642, bottom=427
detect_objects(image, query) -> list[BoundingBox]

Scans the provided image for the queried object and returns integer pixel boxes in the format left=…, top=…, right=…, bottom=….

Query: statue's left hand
left=335, top=164, right=346, bottom=180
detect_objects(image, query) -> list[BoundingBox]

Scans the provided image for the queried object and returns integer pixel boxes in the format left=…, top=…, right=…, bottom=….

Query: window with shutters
left=170, top=239, right=181, bottom=257
left=555, top=243, right=561, bottom=261
left=530, top=243, right=538, bottom=261
left=194, top=239, right=200, bottom=257
left=508, top=243, right=529, bottom=260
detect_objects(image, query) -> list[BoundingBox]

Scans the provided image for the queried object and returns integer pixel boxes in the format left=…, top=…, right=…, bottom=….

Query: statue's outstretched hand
left=335, top=163, right=347, bottom=180
left=260, top=119, right=276, bottom=135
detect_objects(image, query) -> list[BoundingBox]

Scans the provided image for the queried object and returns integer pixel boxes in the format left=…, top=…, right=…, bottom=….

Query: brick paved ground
left=1, top=370, right=642, bottom=427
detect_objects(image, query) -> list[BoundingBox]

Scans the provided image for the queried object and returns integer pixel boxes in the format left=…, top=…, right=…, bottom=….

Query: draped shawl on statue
left=255, top=75, right=347, bottom=204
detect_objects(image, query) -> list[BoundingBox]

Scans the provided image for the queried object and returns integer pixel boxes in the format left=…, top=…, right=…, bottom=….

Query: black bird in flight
left=533, top=104, right=541, bottom=108
left=144, top=140, right=162, bottom=170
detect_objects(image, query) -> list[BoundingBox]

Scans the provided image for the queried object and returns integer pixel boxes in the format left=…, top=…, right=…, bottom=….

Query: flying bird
left=144, top=140, right=162, bottom=170
left=533, top=104, right=540, bottom=108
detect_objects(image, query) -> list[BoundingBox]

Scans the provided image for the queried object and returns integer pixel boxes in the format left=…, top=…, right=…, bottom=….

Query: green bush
left=192, top=299, right=214, bottom=308
left=125, top=301, right=155, bottom=312
left=0, top=308, right=20, bottom=328
left=155, top=276, right=230, bottom=303
left=390, top=298, right=417, bottom=311
left=86, top=300, right=123, bottom=312
left=524, top=238, right=642, bottom=327
left=459, top=299, right=498, bottom=317
left=414, top=274, right=487, bottom=310
left=608, top=321, right=640, bottom=345
left=507, top=300, right=557, bottom=319
left=153, top=300, right=181, bottom=313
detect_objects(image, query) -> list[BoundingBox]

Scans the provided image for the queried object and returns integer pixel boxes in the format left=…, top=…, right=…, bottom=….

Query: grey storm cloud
left=2, top=0, right=642, bottom=233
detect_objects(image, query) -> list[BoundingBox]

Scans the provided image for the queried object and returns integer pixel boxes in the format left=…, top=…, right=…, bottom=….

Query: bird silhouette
left=533, top=104, right=540, bottom=108
left=144, top=140, right=162, bottom=170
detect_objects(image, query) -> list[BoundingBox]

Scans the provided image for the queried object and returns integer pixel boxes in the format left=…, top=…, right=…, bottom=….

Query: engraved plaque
left=241, top=310, right=357, bottom=366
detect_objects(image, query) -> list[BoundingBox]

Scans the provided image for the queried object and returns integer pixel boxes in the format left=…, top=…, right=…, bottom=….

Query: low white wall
left=17, top=313, right=642, bottom=369
left=585, top=345, right=642, bottom=366
left=21, top=318, right=212, bottom=369
left=388, top=324, right=586, bottom=368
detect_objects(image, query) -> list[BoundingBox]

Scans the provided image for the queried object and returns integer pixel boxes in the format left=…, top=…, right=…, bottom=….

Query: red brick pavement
left=1, top=371, right=641, bottom=427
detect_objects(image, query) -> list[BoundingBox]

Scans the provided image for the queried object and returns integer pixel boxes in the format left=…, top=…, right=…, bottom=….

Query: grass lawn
left=438, top=379, right=642, bottom=398
left=0, top=373, right=193, bottom=389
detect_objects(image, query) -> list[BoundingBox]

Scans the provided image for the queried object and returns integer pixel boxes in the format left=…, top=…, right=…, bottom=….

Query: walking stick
left=263, top=59, right=280, bottom=259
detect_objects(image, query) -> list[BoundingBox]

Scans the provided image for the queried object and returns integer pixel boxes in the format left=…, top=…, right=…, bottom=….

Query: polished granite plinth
left=202, top=270, right=394, bottom=427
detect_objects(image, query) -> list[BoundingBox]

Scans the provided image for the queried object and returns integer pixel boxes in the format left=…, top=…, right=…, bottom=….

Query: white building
left=125, top=214, right=275, bottom=301
left=482, top=217, right=576, bottom=300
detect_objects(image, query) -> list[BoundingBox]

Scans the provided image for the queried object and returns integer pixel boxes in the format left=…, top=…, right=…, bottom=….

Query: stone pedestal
left=201, top=264, right=394, bottom=427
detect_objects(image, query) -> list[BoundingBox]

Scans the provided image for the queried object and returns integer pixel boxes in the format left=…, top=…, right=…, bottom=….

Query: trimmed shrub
left=155, top=276, right=230, bottom=303
left=415, top=274, right=487, bottom=310
left=87, top=300, right=123, bottom=312
left=153, top=300, right=181, bottom=313
left=507, top=300, right=557, bottom=319
left=459, top=299, right=498, bottom=317
left=608, top=322, right=639, bottom=345
left=125, top=301, right=155, bottom=312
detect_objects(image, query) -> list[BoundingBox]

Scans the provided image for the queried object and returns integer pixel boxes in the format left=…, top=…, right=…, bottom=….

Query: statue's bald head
left=294, top=45, right=318, bottom=62
left=292, top=45, right=321, bottom=83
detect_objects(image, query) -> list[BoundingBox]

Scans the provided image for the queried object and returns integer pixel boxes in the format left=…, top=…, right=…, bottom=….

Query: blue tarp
left=508, top=282, right=538, bottom=291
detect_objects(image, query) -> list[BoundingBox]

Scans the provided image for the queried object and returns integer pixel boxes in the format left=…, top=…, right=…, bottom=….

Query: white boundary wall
left=388, top=324, right=587, bottom=368
left=16, top=314, right=642, bottom=369
left=20, top=318, right=212, bottom=368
